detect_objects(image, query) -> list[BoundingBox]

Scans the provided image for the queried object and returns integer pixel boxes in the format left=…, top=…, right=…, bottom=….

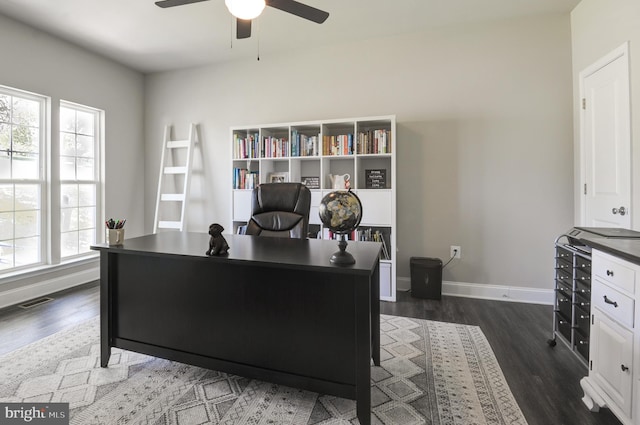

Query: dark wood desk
left=92, top=232, right=381, bottom=425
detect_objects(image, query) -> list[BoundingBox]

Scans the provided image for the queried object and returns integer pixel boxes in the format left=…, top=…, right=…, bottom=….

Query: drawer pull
left=579, top=315, right=589, bottom=319
left=606, top=269, right=614, bottom=277
left=579, top=340, right=589, bottom=345
left=603, top=295, right=618, bottom=308
left=621, top=364, right=629, bottom=372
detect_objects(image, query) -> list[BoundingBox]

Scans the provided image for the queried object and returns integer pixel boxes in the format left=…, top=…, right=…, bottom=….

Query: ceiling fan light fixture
left=225, top=0, right=265, bottom=20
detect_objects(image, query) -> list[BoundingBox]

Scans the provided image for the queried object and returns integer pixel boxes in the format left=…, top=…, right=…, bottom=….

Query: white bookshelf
left=231, top=115, right=397, bottom=301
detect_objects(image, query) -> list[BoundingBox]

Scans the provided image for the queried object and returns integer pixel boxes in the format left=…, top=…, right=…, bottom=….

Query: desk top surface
left=92, top=232, right=382, bottom=275
left=581, top=236, right=640, bottom=266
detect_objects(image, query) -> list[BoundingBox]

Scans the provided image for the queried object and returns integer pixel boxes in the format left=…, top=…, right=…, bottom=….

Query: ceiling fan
left=155, top=0, right=330, bottom=39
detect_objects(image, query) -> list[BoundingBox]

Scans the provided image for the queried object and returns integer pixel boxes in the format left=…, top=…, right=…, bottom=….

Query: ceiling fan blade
left=266, top=0, right=329, bottom=24
left=155, top=0, right=209, bottom=8
left=236, top=19, right=252, bottom=39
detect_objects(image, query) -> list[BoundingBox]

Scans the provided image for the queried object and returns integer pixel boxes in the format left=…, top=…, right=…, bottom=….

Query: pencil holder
left=106, top=228, right=125, bottom=246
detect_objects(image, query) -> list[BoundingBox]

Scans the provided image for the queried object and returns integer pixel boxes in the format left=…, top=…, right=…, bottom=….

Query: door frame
left=578, top=41, right=631, bottom=226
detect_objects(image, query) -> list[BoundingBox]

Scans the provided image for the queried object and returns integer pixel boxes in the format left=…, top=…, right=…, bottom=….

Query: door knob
left=612, top=206, right=627, bottom=216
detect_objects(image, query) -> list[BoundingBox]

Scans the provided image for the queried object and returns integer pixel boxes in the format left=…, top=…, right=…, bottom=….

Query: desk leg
left=356, top=277, right=371, bottom=425
left=100, top=252, right=112, bottom=367
left=371, top=261, right=380, bottom=366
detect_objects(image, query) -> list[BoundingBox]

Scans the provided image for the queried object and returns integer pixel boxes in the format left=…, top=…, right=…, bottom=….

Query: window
left=0, top=84, right=103, bottom=276
left=0, top=87, right=46, bottom=271
left=59, top=103, right=100, bottom=258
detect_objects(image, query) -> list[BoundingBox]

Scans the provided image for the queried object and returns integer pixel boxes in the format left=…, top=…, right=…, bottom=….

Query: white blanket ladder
left=153, top=123, right=197, bottom=233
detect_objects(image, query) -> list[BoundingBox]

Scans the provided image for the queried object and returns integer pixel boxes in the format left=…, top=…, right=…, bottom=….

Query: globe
left=318, top=190, right=363, bottom=265
left=318, top=190, right=363, bottom=234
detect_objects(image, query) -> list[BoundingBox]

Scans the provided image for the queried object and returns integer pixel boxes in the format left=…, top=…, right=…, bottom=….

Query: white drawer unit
left=581, top=248, right=640, bottom=425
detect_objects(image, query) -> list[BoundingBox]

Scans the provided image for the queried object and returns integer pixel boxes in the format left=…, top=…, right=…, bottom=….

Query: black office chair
left=244, top=183, right=311, bottom=239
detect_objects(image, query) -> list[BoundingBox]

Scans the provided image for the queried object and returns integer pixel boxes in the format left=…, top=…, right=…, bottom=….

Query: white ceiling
left=0, top=0, right=581, bottom=74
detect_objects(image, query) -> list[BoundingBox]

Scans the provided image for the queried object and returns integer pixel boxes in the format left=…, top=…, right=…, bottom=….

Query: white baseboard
left=397, top=277, right=554, bottom=305
left=0, top=267, right=99, bottom=310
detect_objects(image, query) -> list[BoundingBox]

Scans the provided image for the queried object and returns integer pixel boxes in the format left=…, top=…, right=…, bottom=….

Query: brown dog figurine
left=206, top=223, right=229, bottom=256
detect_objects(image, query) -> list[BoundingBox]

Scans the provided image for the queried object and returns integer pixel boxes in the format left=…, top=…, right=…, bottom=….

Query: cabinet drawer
left=555, top=269, right=572, bottom=287
left=576, top=268, right=591, bottom=286
left=555, top=313, right=572, bottom=342
left=576, top=334, right=589, bottom=361
left=575, top=279, right=591, bottom=299
left=593, top=251, right=635, bottom=294
left=575, top=255, right=592, bottom=273
left=556, top=246, right=573, bottom=261
left=555, top=257, right=572, bottom=271
left=575, top=304, right=591, bottom=337
left=557, top=291, right=572, bottom=321
left=592, top=281, right=635, bottom=329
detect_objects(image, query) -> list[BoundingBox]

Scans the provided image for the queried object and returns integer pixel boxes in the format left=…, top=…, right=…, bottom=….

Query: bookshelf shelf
left=230, top=115, right=396, bottom=301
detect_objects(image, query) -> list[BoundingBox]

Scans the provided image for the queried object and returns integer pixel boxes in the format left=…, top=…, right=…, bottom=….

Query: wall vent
left=18, top=297, right=53, bottom=309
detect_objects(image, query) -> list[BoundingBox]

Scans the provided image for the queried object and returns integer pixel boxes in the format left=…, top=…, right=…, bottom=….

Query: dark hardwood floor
left=0, top=282, right=622, bottom=425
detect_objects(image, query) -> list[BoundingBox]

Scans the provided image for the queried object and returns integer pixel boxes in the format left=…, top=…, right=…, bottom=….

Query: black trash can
left=410, top=257, right=443, bottom=300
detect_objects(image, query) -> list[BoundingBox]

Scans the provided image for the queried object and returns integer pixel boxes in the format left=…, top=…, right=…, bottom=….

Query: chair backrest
left=244, top=183, right=311, bottom=239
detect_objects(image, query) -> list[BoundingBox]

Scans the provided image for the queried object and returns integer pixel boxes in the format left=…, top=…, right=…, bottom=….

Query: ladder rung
left=158, top=221, right=183, bottom=229
left=167, top=140, right=190, bottom=149
left=161, top=193, right=185, bottom=202
left=164, top=166, right=187, bottom=174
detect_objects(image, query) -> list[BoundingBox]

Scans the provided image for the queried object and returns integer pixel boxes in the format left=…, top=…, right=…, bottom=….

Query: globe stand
left=330, top=234, right=355, bottom=265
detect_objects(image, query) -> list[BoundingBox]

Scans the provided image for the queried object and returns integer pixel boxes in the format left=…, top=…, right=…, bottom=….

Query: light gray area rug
left=0, top=315, right=528, bottom=425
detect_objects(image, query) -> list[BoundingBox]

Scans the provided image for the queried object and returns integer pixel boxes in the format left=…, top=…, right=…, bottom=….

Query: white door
left=581, top=43, right=631, bottom=228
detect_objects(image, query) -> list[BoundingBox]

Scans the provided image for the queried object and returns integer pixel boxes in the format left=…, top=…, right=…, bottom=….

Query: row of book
left=357, top=129, right=392, bottom=154
left=233, top=133, right=260, bottom=159
left=291, top=131, right=320, bottom=157
left=234, top=130, right=392, bottom=159
left=319, top=227, right=391, bottom=261
left=358, top=228, right=391, bottom=260
left=323, top=134, right=354, bottom=156
left=263, top=136, right=290, bottom=158
left=232, top=168, right=259, bottom=190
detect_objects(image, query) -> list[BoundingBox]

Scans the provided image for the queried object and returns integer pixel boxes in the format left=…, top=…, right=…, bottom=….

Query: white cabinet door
left=233, top=191, right=253, bottom=221
left=590, top=308, right=634, bottom=416
left=357, top=190, right=392, bottom=225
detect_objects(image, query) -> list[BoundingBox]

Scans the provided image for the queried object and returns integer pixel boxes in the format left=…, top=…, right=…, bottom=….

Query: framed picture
left=269, top=172, right=289, bottom=183
left=301, top=176, right=320, bottom=189
left=365, top=169, right=387, bottom=189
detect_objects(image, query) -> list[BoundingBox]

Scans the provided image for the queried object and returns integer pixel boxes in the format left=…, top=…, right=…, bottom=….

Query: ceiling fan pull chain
left=256, top=18, right=260, bottom=61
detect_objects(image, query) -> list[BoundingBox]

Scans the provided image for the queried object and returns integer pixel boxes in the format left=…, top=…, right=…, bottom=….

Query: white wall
left=0, top=14, right=145, bottom=306
left=145, top=12, right=574, bottom=300
left=571, top=0, right=640, bottom=227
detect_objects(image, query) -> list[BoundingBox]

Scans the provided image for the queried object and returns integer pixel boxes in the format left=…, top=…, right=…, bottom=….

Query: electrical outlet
left=451, top=245, right=461, bottom=259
